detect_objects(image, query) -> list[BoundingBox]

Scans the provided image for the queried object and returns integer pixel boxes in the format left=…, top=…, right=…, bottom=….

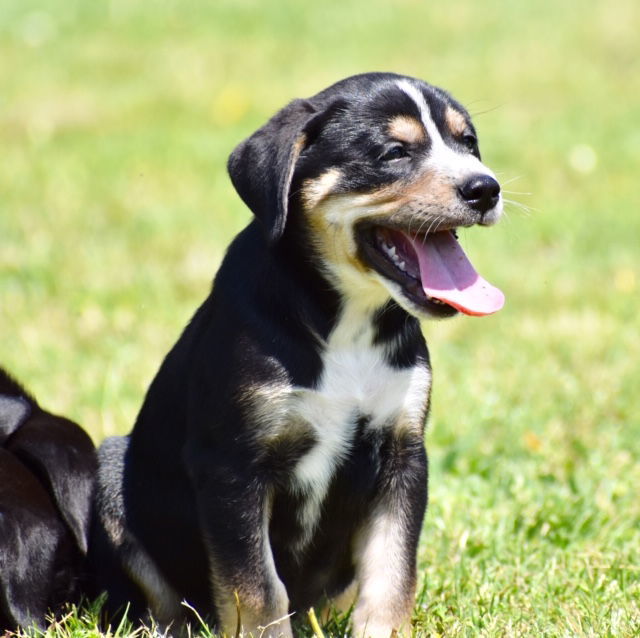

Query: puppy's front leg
left=190, top=462, right=292, bottom=638
left=352, top=432, right=427, bottom=638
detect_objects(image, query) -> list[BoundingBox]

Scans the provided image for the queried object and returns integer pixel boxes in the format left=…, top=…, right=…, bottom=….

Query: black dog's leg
left=350, top=432, right=428, bottom=638
left=189, top=460, right=292, bottom=638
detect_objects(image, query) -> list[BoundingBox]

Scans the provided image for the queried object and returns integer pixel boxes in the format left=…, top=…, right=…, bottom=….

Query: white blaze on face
left=396, top=79, right=502, bottom=216
left=378, top=80, right=505, bottom=317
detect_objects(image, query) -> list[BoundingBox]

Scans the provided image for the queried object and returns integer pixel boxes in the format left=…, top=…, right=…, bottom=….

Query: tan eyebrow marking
left=387, top=115, right=427, bottom=144
left=445, top=105, right=468, bottom=137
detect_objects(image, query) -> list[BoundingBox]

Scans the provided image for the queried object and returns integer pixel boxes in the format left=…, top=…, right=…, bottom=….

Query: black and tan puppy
left=92, top=72, right=504, bottom=637
left=0, top=368, right=97, bottom=631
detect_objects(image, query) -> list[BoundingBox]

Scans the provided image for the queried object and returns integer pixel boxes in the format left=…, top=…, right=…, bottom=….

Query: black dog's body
left=93, top=73, right=503, bottom=637
left=0, top=369, right=97, bottom=631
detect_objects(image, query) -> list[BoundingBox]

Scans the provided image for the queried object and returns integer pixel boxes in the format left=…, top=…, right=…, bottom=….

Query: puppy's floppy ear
left=7, top=414, right=97, bottom=554
left=228, top=98, right=319, bottom=242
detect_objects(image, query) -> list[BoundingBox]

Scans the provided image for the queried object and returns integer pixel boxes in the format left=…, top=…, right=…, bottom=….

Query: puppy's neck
left=324, top=299, right=378, bottom=350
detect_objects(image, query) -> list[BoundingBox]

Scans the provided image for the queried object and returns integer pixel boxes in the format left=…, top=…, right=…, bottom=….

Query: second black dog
left=0, top=368, right=97, bottom=631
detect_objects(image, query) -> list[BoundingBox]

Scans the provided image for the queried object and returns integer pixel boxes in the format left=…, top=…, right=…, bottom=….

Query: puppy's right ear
left=228, top=98, right=319, bottom=243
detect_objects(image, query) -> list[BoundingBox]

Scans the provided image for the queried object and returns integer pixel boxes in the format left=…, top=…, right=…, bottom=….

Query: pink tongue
left=408, top=231, right=504, bottom=316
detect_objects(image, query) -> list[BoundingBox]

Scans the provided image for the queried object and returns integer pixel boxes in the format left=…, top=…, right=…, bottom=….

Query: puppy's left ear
left=227, top=98, right=320, bottom=243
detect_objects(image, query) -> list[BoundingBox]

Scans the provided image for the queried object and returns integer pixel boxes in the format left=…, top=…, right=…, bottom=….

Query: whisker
left=503, top=198, right=537, bottom=216
left=418, top=217, right=435, bottom=241
left=413, top=215, right=431, bottom=239
left=499, top=175, right=525, bottom=187
left=503, top=197, right=534, bottom=209
left=468, top=103, right=506, bottom=118
left=408, top=213, right=419, bottom=237
left=502, top=189, right=532, bottom=196
left=422, top=215, right=444, bottom=242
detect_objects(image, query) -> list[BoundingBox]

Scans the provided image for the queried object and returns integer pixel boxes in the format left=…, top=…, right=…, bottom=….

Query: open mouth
left=356, top=223, right=505, bottom=317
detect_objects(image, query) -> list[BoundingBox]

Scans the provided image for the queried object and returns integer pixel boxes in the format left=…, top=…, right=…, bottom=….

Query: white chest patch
left=289, top=303, right=430, bottom=549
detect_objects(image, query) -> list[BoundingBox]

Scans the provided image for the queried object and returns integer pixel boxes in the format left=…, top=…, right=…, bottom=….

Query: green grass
left=2, top=0, right=639, bottom=635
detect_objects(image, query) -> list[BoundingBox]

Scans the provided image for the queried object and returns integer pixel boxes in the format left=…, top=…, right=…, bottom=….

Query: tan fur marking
left=301, top=168, right=343, bottom=210
left=238, top=379, right=291, bottom=428
left=214, top=584, right=292, bottom=638
left=209, top=492, right=293, bottom=638
left=301, top=164, right=463, bottom=306
left=445, top=105, right=468, bottom=137
left=400, top=170, right=457, bottom=209
left=388, top=115, right=426, bottom=144
left=315, top=168, right=457, bottom=221
left=305, top=196, right=369, bottom=276
left=291, top=133, right=307, bottom=161
left=351, top=507, right=415, bottom=637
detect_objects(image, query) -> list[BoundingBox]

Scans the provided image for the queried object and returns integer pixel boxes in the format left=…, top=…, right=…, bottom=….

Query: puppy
left=0, top=368, right=97, bottom=631
left=91, top=72, right=504, bottom=637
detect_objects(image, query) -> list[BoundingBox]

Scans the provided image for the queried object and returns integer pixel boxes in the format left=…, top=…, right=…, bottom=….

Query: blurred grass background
left=1, top=0, right=639, bottom=635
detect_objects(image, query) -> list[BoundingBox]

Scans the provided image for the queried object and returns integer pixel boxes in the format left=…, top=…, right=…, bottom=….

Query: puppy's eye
left=380, top=145, right=409, bottom=162
left=461, top=134, right=478, bottom=151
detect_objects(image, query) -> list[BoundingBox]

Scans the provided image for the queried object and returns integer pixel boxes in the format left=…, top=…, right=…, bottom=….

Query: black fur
left=0, top=368, right=97, bottom=632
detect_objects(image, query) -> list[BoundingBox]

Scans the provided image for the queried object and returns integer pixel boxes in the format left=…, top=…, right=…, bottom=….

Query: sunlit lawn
left=2, top=0, right=639, bottom=635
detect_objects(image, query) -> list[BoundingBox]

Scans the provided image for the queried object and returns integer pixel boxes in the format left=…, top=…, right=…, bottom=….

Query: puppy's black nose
left=458, top=175, right=501, bottom=214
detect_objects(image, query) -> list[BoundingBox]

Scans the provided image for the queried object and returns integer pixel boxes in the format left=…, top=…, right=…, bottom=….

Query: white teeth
left=382, top=242, right=405, bottom=270
left=380, top=240, right=412, bottom=274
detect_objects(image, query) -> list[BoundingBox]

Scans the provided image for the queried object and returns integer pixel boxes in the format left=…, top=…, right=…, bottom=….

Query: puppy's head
left=228, top=73, right=504, bottom=319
